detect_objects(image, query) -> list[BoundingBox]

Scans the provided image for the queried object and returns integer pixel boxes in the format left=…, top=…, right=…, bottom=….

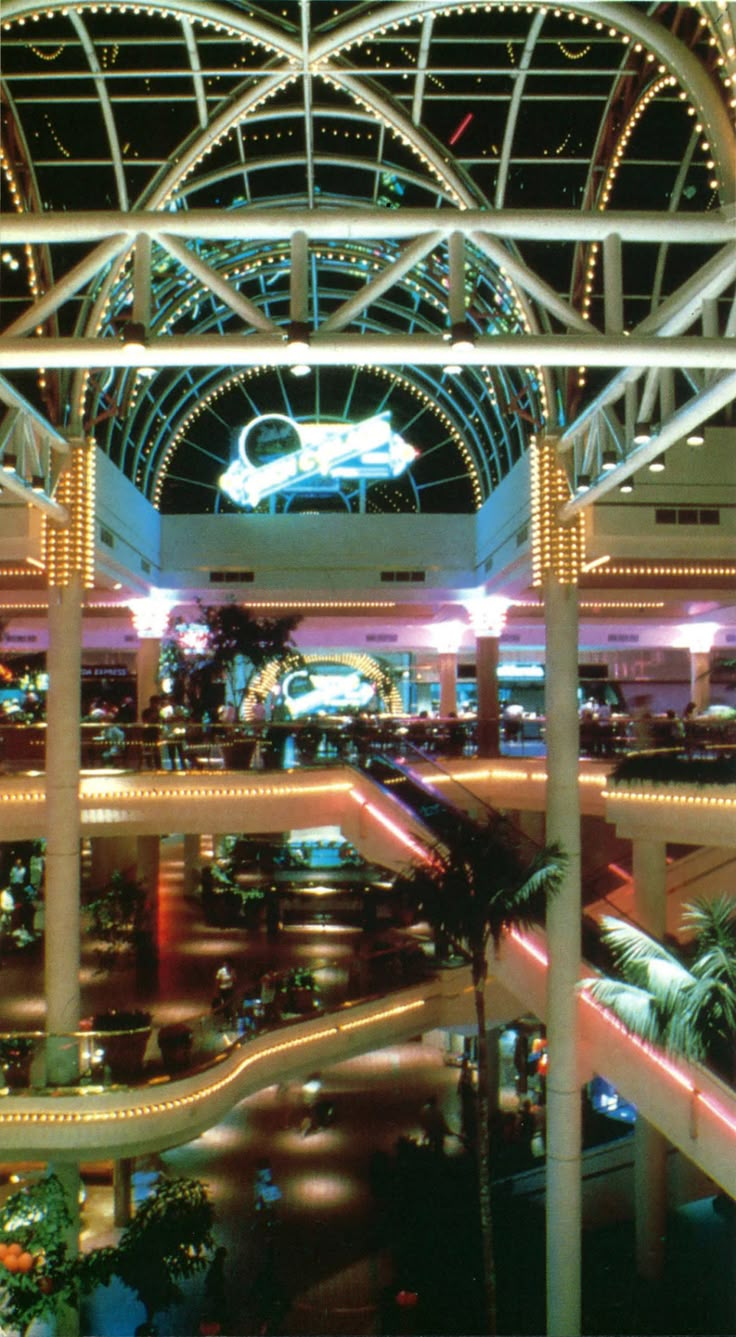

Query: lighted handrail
left=0, top=944, right=436, bottom=1096
left=607, top=743, right=736, bottom=787
left=358, top=747, right=554, bottom=862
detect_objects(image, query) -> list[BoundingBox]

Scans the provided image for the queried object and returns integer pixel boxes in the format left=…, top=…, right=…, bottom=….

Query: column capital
left=465, top=595, right=509, bottom=638
left=129, top=592, right=173, bottom=639
left=429, top=618, right=465, bottom=654
left=674, top=621, right=720, bottom=655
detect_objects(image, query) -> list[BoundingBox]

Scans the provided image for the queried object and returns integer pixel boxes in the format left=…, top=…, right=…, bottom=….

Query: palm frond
left=682, top=895, right=736, bottom=945
left=584, top=977, right=666, bottom=1047
left=645, top=956, right=695, bottom=1006
left=599, top=916, right=690, bottom=989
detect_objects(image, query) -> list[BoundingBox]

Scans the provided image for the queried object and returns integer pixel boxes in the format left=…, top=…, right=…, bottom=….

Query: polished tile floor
left=2, top=838, right=734, bottom=1336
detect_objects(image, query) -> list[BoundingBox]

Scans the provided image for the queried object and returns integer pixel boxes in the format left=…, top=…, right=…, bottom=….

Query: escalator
left=358, top=753, right=483, bottom=849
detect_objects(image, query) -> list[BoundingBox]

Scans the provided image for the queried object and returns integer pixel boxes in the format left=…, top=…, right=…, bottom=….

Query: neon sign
left=219, top=412, right=416, bottom=509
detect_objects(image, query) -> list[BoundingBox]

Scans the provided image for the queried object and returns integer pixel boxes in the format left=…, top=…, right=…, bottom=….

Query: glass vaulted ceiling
left=0, top=1, right=733, bottom=514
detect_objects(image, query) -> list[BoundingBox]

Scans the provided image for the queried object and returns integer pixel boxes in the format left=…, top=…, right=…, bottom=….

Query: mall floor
left=1, top=837, right=734, bottom=1337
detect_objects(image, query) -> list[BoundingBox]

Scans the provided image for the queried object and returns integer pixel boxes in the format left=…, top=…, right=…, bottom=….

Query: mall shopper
left=419, top=1094, right=454, bottom=1155
left=214, top=960, right=236, bottom=1024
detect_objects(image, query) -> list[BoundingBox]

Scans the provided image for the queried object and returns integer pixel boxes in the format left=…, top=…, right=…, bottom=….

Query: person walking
left=419, top=1094, right=454, bottom=1155
left=214, top=960, right=237, bottom=1025
left=457, top=1057, right=477, bottom=1147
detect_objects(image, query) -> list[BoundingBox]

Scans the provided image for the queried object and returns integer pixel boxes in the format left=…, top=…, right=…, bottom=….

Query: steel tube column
left=690, top=651, right=711, bottom=713
left=475, top=634, right=500, bottom=759
left=50, top=1160, right=81, bottom=1337
left=45, top=576, right=83, bottom=1073
left=438, top=651, right=458, bottom=718
left=633, top=839, right=668, bottom=1283
left=543, top=573, right=582, bottom=1337
left=136, top=637, right=161, bottom=722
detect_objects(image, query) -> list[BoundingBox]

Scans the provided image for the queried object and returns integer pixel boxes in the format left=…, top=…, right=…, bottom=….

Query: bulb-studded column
left=530, top=436, right=586, bottom=1336
left=544, top=572, right=582, bottom=1337
left=45, top=575, right=83, bottom=1047
left=44, top=440, right=95, bottom=1080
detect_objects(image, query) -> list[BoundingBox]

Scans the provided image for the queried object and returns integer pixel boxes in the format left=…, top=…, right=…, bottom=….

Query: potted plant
left=93, top=1008, right=152, bottom=1084
left=157, top=1021, right=194, bottom=1074
left=284, top=967, right=317, bottom=1014
left=240, top=888, right=264, bottom=930
left=0, top=1035, right=35, bottom=1089
left=86, top=870, right=151, bottom=974
left=0, top=1172, right=217, bottom=1337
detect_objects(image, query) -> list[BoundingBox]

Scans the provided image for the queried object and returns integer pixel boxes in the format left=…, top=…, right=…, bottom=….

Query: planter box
left=158, top=1023, right=194, bottom=1074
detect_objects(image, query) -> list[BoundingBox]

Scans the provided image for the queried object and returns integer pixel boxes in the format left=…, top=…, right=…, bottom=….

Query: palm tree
left=403, top=816, right=566, bottom=1334
left=586, top=895, right=736, bottom=1083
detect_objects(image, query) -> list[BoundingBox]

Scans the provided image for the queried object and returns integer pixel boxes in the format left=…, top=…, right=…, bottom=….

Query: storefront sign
left=219, top=412, right=416, bottom=508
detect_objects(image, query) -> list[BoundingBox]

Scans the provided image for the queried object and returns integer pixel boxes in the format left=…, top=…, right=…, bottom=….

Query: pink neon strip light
left=580, top=989, right=694, bottom=1093
left=449, top=112, right=474, bottom=145
left=510, top=930, right=709, bottom=1097
left=348, top=789, right=434, bottom=864
left=509, top=927, right=548, bottom=967
left=698, top=1090, right=736, bottom=1137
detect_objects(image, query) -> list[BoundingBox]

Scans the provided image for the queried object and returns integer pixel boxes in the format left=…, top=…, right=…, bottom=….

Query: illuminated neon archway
left=245, top=651, right=403, bottom=719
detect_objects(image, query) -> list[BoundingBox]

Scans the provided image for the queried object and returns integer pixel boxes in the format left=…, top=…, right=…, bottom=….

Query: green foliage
left=586, top=895, right=736, bottom=1080
left=92, top=1008, right=152, bottom=1032
left=0, top=1173, right=216, bottom=1336
left=287, top=966, right=315, bottom=989
left=0, top=1035, right=34, bottom=1064
left=86, top=869, right=149, bottom=972
left=0, top=1172, right=77, bottom=1330
left=609, top=750, right=736, bottom=787
left=164, top=602, right=302, bottom=717
left=403, top=818, right=566, bottom=969
left=400, top=814, right=565, bottom=1336
left=110, top=1176, right=215, bottom=1325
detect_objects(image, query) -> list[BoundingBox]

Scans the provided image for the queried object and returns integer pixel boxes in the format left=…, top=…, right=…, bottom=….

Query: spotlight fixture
left=1, top=453, right=18, bottom=473
left=448, top=320, right=475, bottom=355
left=648, top=456, right=666, bottom=473
left=601, top=450, right=617, bottom=472
left=287, top=321, right=311, bottom=376
left=633, top=421, right=653, bottom=444
left=619, top=478, right=634, bottom=494
left=686, top=429, right=705, bottom=447
left=576, top=474, right=592, bottom=493
left=121, top=320, right=147, bottom=354
left=30, top=476, right=45, bottom=492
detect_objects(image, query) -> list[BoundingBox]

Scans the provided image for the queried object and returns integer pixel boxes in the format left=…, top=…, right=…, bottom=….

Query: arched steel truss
left=1, top=0, right=734, bottom=516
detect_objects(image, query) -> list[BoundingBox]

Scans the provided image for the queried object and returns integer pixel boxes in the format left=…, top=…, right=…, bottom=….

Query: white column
left=466, top=597, right=508, bottom=759
left=129, top=594, right=171, bottom=720
left=45, top=576, right=83, bottom=1064
left=438, top=651, right=458, bottom=718
left=475, top=634, right=500, bottom=757
left=543, top=573, right=582, bottom=1337
left=633, top=839, right=666, bottom=933
left=183, top=832, right=201, bottom=897
left=633, top=839, right=669, bottom=1281
left=675, top=623, right=720, bottom=715
left=50, top=1160, right=81, bottom=1337
left=690, top=651, right=711, bottom=713
left=114, top=1157, right=133, bottom=1228
left=89, top=835, right=138, bottom=888
left=136, top=636, right=162, bottom=721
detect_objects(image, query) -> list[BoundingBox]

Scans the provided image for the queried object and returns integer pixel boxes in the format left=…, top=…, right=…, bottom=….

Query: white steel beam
left=157, top=233, right=282, bottom=335
left=3, top=208, right=734, bottom=245
left=0, top=334, right=732, bottom=371
left=559, top=369, right=736, bottom=520
left=2, top=235, right=130, bottom=339
left=320, top=231, right=443, bottom=333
